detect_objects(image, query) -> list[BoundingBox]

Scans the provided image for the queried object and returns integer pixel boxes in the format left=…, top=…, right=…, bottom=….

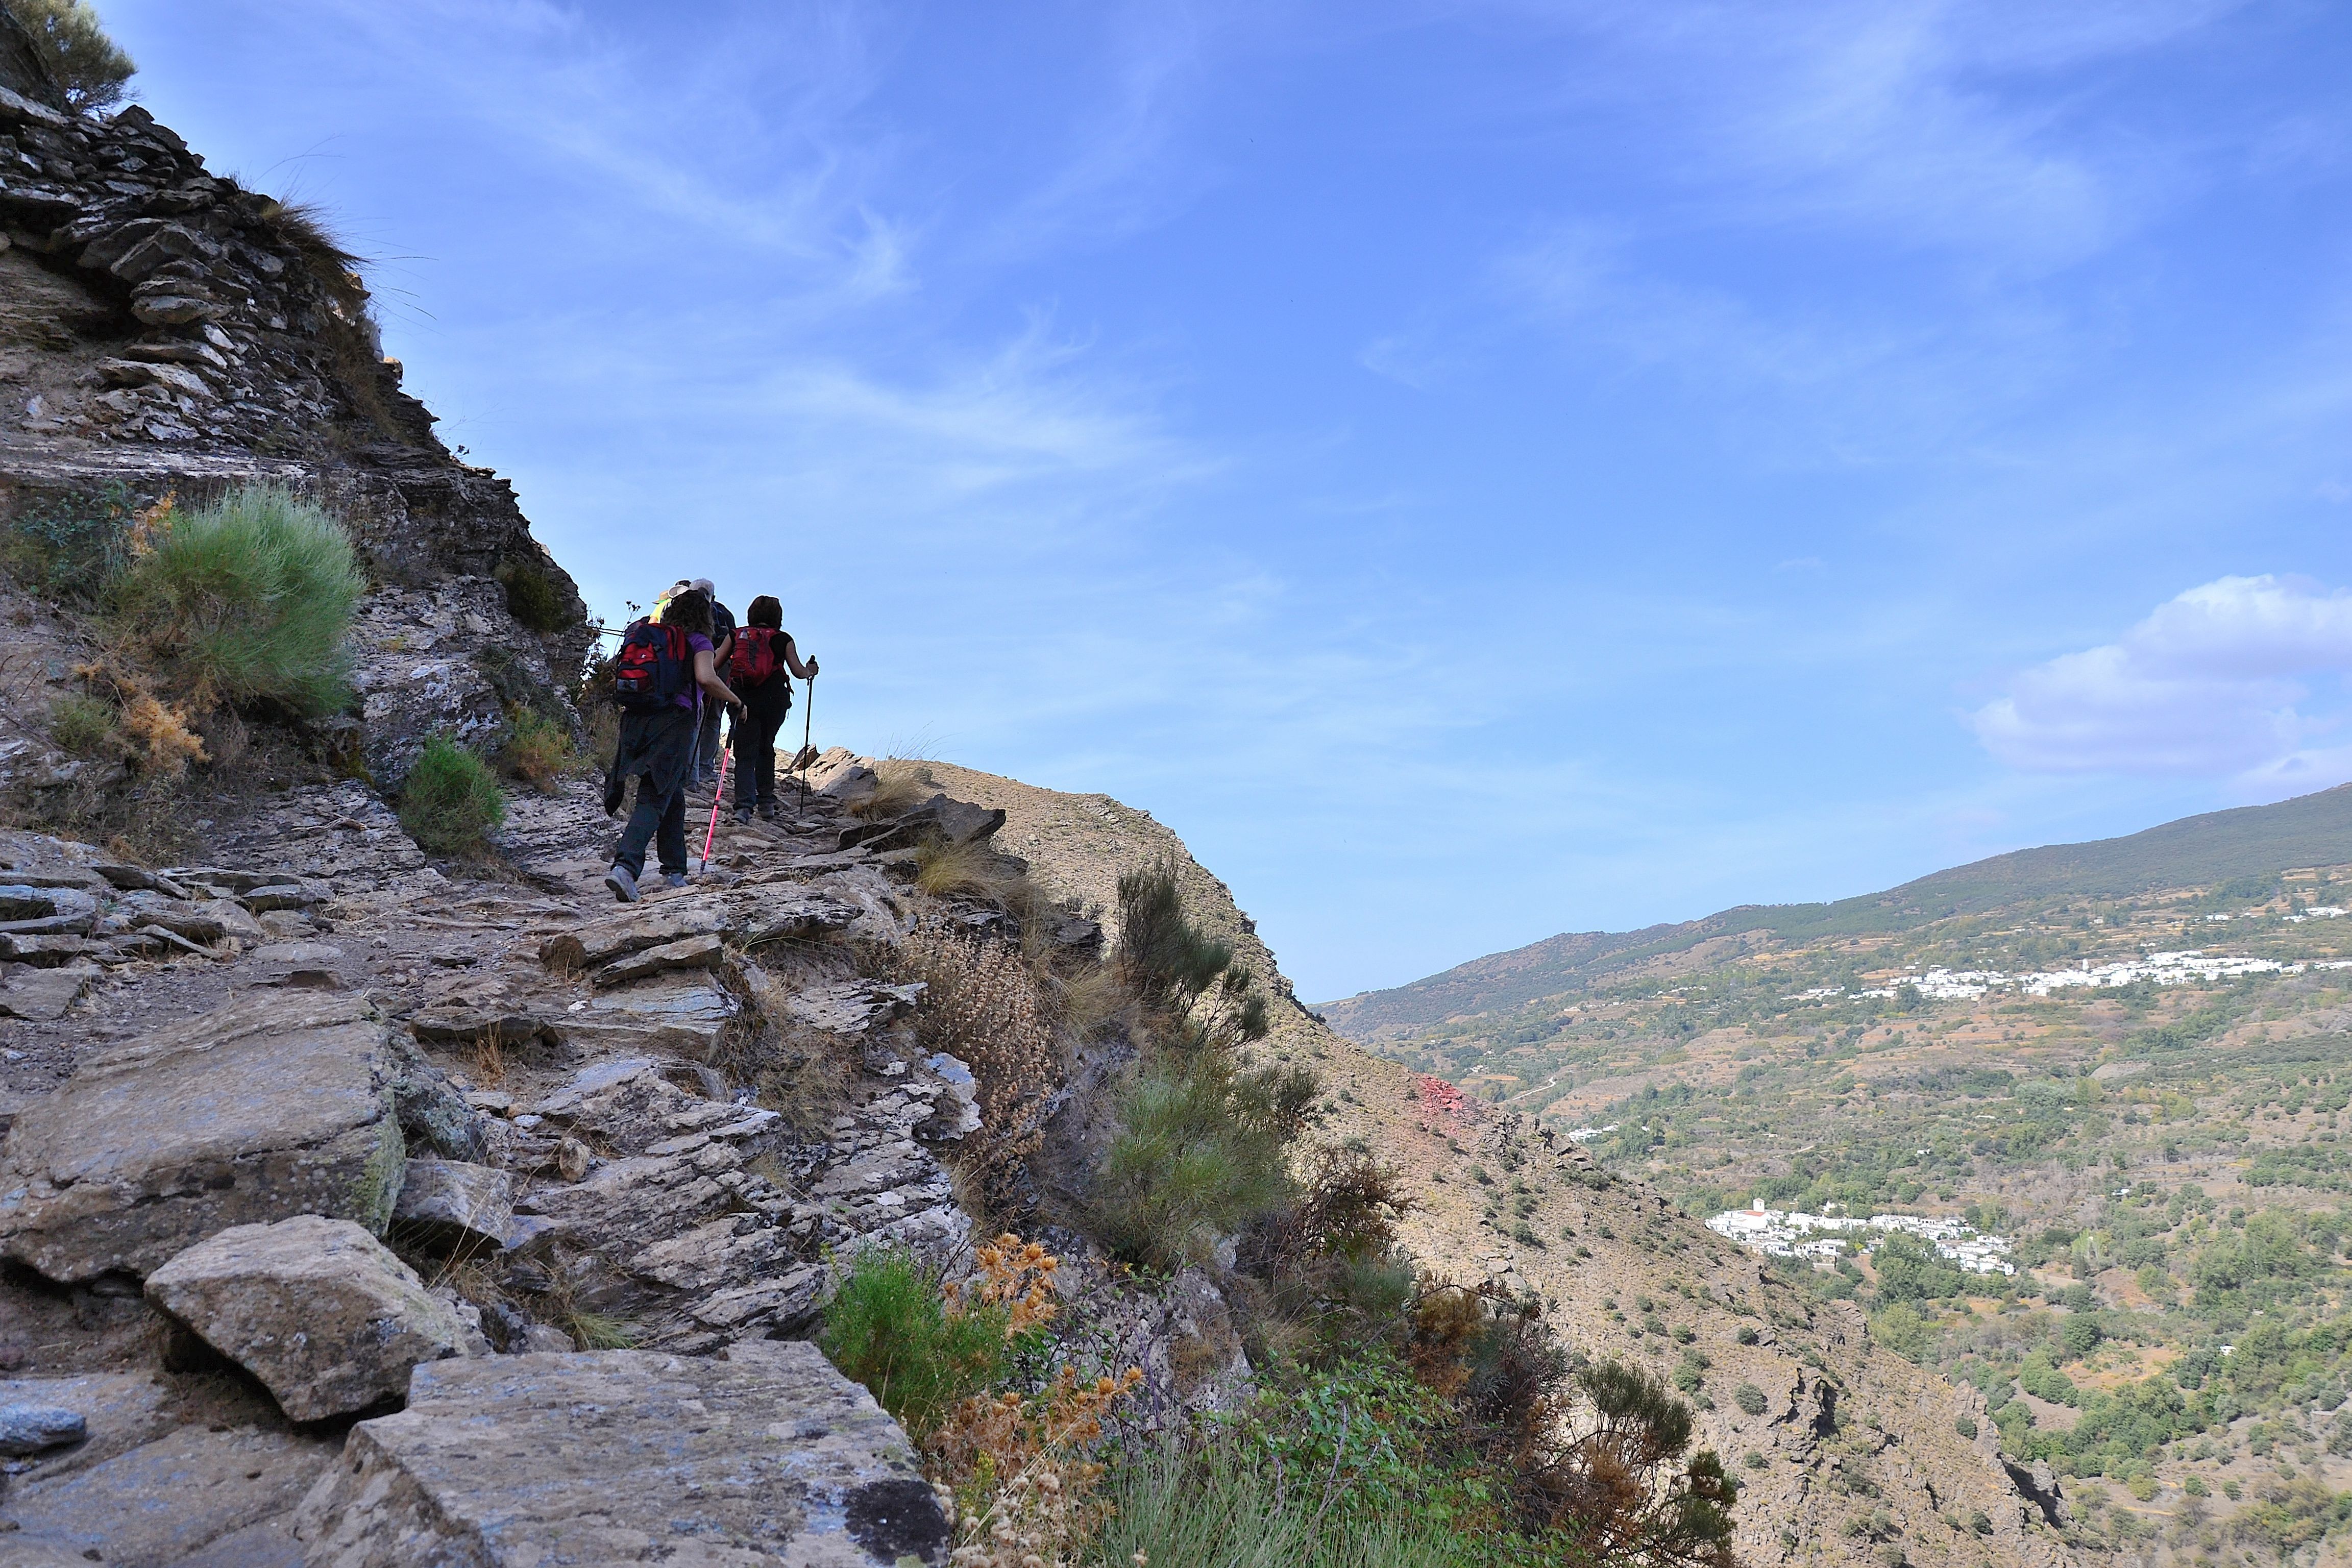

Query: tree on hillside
left=3, top=0, right=133, bottom=111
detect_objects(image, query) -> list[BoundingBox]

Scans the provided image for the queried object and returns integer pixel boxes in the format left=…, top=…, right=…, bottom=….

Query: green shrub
left=1, top=483, right=134, bottom=606
left=1954, top=1414, right=1978, bottom=1440
left=47, top=693, right=119, bottom=757
left=1092, top=1050, right=1302, bottom=1271
left=112, top=485, right=365, bottom=715
left=500, top=708, right=576, bottom=792
left=1117, top=859, right=1233, bottom=1009
left=818, top=1245, right=1012, bottom=1440
left=399, top=736, right=505, bottom=857
left=2, top=0, right=134, bottom=110
left=496, top=557, right=572, bottom=633
left=1734, top=1382, right=1769, bottom=1416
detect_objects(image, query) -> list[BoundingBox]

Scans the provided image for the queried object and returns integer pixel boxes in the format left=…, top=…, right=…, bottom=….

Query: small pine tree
left=4, top=0, right=133, bottom=111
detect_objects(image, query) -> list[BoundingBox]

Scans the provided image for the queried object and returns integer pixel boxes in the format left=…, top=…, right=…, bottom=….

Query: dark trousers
left=611, top=706, right=697, bottom=877
left=695, top=695, right=725, bottom=786
left=731, top=678, right=792, bottom=811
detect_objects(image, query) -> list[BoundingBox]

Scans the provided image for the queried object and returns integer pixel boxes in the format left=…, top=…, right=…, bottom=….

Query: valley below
left=1326, top=788, right=2352, bottom=1563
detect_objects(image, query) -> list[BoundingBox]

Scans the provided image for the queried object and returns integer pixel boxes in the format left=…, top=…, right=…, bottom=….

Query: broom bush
left=399, top=736, right=505, bottom=857
left=112, top=485, right=364, bottom=716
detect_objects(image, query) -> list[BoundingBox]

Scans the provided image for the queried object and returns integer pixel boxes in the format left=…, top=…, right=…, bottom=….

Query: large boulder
left=145, top=1216, right=475, bottom=1422
left=293, top=1342, right=953, bottom=1566
left=0, top=993, right=407, bottom=1281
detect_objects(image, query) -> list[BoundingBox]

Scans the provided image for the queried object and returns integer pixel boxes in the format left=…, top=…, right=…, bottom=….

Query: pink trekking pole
left=699, top=744, right=730, bottom=873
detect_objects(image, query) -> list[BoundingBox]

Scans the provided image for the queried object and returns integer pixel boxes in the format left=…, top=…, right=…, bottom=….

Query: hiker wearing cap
left=689, top=578, right=736, bottom=792
left=725, top=595, right=818, bottom=822
left=604, top=587, right=741, bottom=903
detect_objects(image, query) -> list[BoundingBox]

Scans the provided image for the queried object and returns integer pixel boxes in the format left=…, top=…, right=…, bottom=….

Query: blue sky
left=102, top=1, right=2352, bottom=1001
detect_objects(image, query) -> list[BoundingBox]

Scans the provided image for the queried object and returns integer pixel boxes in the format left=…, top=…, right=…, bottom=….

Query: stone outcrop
left=144, top=1215, right=476, bottom=1420
left=0, top=88, right=590, bottom=799
left=292, top=1342, right=953, bottom=1567
left=0, top=991, right=406, bottom=1280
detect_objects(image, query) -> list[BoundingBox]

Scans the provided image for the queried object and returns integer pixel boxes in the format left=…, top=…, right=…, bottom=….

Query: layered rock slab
left=292, top=1342, right=951, bottom=1566
left=1, top=1422, right=336, bottom=1567
left=145, top=1216, right=474, bottom=1422
left=0, top=993, right=406, bottom=1281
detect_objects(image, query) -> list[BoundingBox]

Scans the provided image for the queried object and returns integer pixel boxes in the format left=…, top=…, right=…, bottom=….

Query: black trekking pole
left=797, top=672, right=816, bottom=814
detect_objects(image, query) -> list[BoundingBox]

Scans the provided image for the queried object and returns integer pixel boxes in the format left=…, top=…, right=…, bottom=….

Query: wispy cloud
left=1972, top=575, right=2352, bottom=781
left=1516, top=0, right=2241, bottom=271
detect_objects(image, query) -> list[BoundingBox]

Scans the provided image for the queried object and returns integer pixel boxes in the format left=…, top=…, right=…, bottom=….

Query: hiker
left=603, top=586, right=742, bottom=902
left=690, top=578, right=736, bottom=792
left=725, top=595, right=818, bottom=822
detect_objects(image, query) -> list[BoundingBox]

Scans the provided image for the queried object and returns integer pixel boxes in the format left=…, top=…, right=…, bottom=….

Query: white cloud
left=1971, top=575, right=2352, bottom=777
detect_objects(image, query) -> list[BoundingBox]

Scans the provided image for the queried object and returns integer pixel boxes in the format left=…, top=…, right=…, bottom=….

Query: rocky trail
left=0, top=748, right=1106, bottom=1566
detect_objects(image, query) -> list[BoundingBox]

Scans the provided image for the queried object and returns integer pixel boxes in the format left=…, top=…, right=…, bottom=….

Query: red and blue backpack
left=732, top=627, right=781, bottom=687
left=611, top=618, right=691, bottom=714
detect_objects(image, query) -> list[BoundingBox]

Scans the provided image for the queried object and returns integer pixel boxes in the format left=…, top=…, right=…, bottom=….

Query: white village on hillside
left=1706, top=1204, right=2018, bottom=1276
left=1781, top=941, right=2352, bottom=1005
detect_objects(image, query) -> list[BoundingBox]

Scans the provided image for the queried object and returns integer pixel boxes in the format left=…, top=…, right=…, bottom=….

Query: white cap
left=690, top=578, right=715, bottom=595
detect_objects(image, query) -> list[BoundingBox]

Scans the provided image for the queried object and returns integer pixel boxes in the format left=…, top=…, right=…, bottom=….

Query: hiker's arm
left=713, top=630, right=732, bottom=664
left=694, top=648, right=740, bottom=709
left=781, top=634, right=819, bottom=681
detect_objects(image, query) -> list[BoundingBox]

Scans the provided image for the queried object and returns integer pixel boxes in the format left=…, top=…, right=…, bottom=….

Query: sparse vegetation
left=1088, top=861, right=1304, bottom=1270
left=496, top=556, right=571, bottom=633
left=914, top=832, right=1025, bottom=903
left=2, top=0, right=134, bottom=111
left=1, top=483, right=137, bottom=606
left=46, top=693, right=119, bottom=757
left=398, top=735, right=505, bottom=857
left=499, top=708, right=577, bottom=793
left=855, top=756, right=938, bottom=819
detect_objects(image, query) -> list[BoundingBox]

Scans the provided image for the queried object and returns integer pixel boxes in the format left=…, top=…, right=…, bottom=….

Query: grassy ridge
left=1324, top=784, right=2352, bottom=1042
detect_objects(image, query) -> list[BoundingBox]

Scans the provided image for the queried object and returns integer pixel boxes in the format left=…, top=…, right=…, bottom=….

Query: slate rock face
left=145, top=1216, right=473, bottom=1422
left=0, top=992, right=406, bottom=1281
left=293, top=1342, right=952, bottom=1566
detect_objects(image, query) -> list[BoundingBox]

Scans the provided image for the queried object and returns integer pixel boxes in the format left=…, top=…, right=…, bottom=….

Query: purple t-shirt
left=676, top=632, right=714, bottom=710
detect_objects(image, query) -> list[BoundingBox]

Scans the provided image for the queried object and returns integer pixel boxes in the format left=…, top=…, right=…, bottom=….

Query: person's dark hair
left=746, top=595, right=782, bottom=629
left=665, top=587, right=713, bottom=636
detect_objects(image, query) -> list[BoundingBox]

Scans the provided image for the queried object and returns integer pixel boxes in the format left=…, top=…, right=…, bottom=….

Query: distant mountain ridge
left=1318, top=782, right=2352, bottom=1044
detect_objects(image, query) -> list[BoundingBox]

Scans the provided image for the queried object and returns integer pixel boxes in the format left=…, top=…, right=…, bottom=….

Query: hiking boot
left=603, top=864, right=639, bottom=903
left=663, top=871, right=689, bottom=889
left=756, top=801, right=779, bottom=822
left=732, top=806, right=754, bottom=825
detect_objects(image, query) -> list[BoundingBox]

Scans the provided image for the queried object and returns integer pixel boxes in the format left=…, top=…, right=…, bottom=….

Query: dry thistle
left=953, top=1234, right=1059, bottom=1337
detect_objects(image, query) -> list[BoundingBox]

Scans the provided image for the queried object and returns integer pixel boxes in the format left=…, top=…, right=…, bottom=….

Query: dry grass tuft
left=1047, top=960, right=1126, bottom=1042
left=472, top=1025, right=510, bottom=1090
left=915, top=834, right=1026, bottom=904
left=854, top=756, right=939, bottom=819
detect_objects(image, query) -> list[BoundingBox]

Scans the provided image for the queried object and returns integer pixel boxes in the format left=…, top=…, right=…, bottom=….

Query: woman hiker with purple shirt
left=604, top=586, right=741, bottom=903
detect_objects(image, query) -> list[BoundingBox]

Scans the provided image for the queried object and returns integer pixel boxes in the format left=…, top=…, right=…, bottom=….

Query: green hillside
left=1320, top=783, right=2352, bottom=1043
